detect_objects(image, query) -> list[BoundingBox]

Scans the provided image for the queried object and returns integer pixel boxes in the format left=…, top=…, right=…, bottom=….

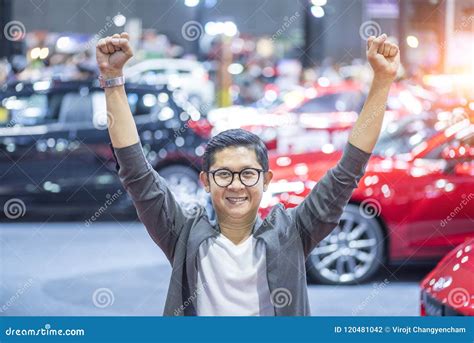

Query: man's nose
left=228, top=174, right=245, bottom=190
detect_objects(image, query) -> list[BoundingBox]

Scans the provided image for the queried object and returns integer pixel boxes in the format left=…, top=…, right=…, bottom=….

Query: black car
left=0, top=79, right=210, bottom=220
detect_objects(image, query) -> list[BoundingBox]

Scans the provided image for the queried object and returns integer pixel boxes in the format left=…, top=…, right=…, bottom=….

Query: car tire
left=306, top=203, right=385, bottom=285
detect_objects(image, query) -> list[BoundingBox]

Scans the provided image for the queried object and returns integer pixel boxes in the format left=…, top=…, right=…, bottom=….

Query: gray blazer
left=112, top=141, right=370, bottom=316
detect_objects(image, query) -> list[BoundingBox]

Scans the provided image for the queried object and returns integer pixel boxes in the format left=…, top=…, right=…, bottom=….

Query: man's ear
left=199, top=171, right=210, bottom=193
left=263, top=170, right=273, bottom=192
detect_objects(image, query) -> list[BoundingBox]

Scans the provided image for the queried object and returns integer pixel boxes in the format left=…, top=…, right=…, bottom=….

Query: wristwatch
left=99, top=75, right=125, bottom=88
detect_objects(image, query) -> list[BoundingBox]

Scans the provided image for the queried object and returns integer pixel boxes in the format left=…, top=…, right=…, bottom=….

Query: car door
left=68, top=86, right=176, bottom=219
left=0, top=87, right=79, bottom=217
left=406, top=128, right=474, bottom=256
left=52, top=85, right=124, bottom=217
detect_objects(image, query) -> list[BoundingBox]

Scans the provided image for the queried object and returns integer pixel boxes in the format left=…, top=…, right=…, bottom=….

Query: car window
left=58, top=92, right=93, bottom=124
left=127, top=92, right=161, bottom=117
left=293, top=91, right=364, bottom=113
left=90, top=90, right=177, bottom=123
left=0, top=92, right=64, bottom=127
left=424, top=131, right=474, bottom=160
left=373, top=116, right=438, bottom=157
left=152, top=69, right=166, bottom=75
left=177, top=69, right=191, bottom=75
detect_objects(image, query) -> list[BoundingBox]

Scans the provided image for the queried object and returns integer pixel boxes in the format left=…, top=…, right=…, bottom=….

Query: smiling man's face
left=199, top=146, right=273, bottom=222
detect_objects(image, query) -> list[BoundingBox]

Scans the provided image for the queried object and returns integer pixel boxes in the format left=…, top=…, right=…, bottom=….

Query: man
left=96, top=32, right=399, bottom=316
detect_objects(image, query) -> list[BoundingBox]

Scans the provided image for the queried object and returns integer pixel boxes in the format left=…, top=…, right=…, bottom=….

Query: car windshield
left=293, top=91, right=365, bottom=113
left=372, top=116, right=438, bottom=157
left=0, top=93, right=60, bottom=127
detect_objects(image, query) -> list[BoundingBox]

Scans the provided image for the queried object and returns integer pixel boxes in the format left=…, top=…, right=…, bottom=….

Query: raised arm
left=293, top=34, right=400, bottom=256
left=96, top=33, right=187, bottom=263
left=349, top=34, right=400, bottom=153
left=96, top=32, right=139, bottom=148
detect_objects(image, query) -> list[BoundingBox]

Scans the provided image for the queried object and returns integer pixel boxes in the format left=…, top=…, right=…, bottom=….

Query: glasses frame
left=207, top=167, right=267, bottom=188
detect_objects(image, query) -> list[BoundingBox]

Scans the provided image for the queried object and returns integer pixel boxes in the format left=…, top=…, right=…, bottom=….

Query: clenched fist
left=96, top=32, right=133, bottom=78
left=367, top=34, right=400, bottom=82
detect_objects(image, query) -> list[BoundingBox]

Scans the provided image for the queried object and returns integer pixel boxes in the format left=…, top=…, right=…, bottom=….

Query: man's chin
left=217, top=205, right=255, bottom=221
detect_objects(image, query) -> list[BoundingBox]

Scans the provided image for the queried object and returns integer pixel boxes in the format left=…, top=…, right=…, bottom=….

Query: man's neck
left=218, top=217, right=256, bottom=245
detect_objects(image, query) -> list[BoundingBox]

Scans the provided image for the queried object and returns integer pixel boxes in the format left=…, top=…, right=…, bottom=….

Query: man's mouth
left=225, top=197, right=248, bottom=205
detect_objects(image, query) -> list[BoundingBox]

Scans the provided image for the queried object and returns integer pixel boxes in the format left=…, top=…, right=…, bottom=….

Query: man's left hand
left=367, top=34, right=400, bottom=82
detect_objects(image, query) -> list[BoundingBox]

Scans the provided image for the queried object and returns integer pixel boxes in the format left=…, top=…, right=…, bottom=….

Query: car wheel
left=306, top=204, right=385, bottom=285
left=158, top=165, right=210, bottom=216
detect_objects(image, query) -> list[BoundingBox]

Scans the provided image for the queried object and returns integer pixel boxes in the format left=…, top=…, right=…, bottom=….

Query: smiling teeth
left=227, top=197, right=247, bottom=203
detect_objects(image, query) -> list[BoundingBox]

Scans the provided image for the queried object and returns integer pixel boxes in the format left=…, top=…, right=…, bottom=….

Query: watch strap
left=99, top=75, right=125, bottom=88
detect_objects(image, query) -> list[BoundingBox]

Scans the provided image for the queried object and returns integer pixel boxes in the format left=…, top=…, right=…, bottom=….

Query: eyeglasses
left=207, top=168, right=266, bottom=188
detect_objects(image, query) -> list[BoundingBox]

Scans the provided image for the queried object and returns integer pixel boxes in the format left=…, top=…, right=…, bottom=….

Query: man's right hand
left=96, top=32, right=133, bottom=79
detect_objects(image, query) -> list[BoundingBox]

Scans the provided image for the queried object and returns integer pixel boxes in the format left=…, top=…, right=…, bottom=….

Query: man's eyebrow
left=211, top=165, right=261, bottom=170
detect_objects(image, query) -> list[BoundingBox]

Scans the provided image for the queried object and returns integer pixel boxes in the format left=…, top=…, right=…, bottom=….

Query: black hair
left=202, top=129, right=268, bottom=172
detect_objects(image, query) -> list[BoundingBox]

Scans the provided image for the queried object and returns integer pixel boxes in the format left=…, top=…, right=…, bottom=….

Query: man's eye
left=216, top=171, right=231, bottom=178
left=242, top=170, right=257, bottom=177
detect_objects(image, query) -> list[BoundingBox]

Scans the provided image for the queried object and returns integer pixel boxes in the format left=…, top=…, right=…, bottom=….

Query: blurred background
left=0, top=0, right=473, bottom=317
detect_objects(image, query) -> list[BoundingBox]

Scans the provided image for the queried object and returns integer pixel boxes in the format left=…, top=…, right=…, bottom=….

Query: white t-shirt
left=195, top=233, right=275, bottom=316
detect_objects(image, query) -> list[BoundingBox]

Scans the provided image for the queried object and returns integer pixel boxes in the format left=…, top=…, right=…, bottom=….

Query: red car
left=420, top=238, right=474, bottom=316
left=208, top=81, right=428, bottom=153
left=260, top=113, right=474, bottom=284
